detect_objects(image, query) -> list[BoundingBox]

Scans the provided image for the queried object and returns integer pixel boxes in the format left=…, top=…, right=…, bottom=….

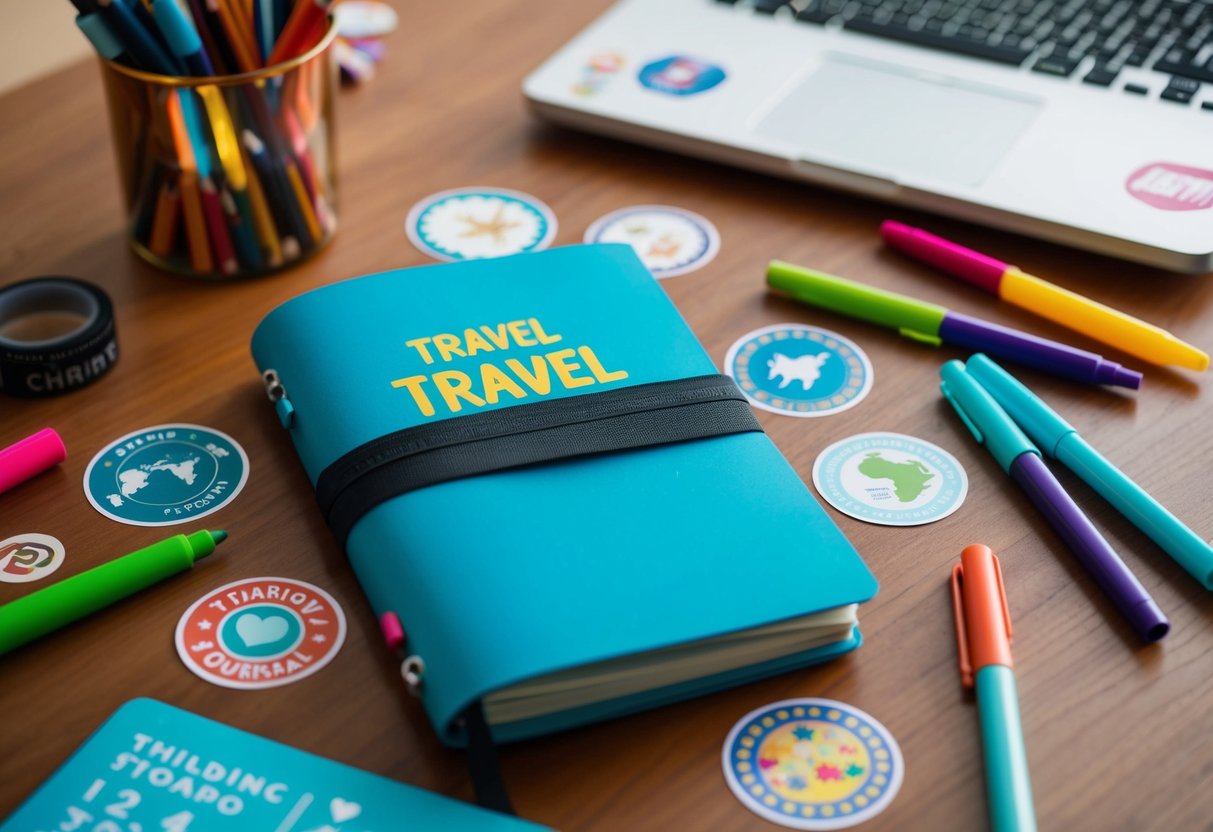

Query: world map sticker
left=175, top=577, right=346, bottom=690
left=83, top=424, right=249, bottom=527
left=724, top=324, right=873, bottom=418
left=583, top=205, right=720, bottom=278
left=723, top=698, right=903, bottom=830
left=405, top=187, right=557, bottom=262
left=812, top=432, right=968, bottom=526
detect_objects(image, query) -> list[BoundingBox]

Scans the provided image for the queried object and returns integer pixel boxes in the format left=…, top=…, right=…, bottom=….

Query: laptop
left=523, top=0, right=1213, bottom=273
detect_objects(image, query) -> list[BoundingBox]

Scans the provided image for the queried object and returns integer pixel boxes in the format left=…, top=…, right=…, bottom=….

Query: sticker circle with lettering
left=813, top=432, right=968, bottom=526
left=725, top=324, right=873, bottom=418
left=405, top=187, right=557, bottom=262
left=723, top=698, right=904, bottom=830
left=584, top=205, right=720, bottom=278
left=175, top=577, right=346, bottom=689
left=0, top=533, right=65, bottom=584
left=83, top=424, right=249, bottom=527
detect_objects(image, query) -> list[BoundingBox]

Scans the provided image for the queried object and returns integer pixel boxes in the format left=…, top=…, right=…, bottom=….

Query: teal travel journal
left=251, top=244, right=877, bottom=745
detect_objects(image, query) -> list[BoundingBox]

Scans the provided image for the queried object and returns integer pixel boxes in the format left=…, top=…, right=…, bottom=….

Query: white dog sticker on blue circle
left=725, top=324, right=873, bottom=418
left=83, top=424, right=249, bottom=526
left=638, top=55, right=726, bottom=96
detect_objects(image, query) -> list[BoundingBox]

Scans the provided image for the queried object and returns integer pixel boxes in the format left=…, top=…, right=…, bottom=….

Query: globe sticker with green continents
left=812, top=432, right=968, bottom=527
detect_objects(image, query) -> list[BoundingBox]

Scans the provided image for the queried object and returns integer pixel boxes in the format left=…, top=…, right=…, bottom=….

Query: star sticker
left=457, top=204, right=520, bottom=244
left=197, top=621, right=212, bottom=630
left=312, top=634, right=327, bottom=643
left=793, top=726, right=814, bottom=741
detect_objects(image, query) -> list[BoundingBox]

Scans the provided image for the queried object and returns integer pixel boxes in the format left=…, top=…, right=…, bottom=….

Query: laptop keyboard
left=720, top=0, right=1213, bottom=108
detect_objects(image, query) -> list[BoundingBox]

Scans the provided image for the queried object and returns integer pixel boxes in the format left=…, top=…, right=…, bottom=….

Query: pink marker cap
left=0, top=427, right=67, bottom=495
left=379, top=611, right=406, bottom=652
left=880, top=220, right=1010, bottom=295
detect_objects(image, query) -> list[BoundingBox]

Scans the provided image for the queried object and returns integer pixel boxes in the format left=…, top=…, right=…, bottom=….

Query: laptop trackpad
left=754, top=57, right=1041, bottom=187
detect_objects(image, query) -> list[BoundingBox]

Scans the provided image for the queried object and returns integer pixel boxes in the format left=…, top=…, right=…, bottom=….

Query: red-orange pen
left=951, top=544, right=1037, bottom=832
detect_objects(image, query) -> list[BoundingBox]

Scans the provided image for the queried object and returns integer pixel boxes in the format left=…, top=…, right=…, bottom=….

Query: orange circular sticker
left=175, top=577, right=346, bottom=689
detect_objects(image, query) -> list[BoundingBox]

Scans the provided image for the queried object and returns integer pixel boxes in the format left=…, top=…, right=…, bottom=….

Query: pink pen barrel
left=880, top=220, right=1009, bottom=294
left=0, top=428, right=67, bottom=495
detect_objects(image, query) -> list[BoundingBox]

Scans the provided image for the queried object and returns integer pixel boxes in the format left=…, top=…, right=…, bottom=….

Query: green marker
left=0, top=529, right=227, bottom=655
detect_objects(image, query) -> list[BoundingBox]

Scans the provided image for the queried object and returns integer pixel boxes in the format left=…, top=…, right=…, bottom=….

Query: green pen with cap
left=0, top=529, right=227, bottom=655
left=965, top=353, right=1213, bottom=589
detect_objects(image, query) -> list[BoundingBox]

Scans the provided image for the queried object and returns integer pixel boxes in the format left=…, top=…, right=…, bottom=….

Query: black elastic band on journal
left=316, top=374, right=762, bottom=548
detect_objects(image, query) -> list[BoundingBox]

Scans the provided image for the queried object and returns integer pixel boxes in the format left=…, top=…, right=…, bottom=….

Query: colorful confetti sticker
left=583, top=205, right=720, bottom=278
left=405, top=187, right=557, bottom=262
left=175, top=577, right=346, bottom=690
left=0, top=533, right=65, bottom=584
left=724, top=324, right=873, bottom=418
left=722, top=698, right=903, bottom=830
left=813, top=432, right=968, bottom=526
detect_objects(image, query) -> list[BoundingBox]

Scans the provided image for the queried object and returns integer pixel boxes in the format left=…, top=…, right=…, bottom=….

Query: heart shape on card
left=330, top=797, right=362, bottom=823
left=235, top=612, right=289, bottom=648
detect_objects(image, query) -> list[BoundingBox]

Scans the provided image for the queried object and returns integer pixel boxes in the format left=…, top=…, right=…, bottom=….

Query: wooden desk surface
left=2, top=3, right=1211, bottom=829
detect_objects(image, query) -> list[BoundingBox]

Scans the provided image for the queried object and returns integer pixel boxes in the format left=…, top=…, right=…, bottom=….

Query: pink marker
left=0, top=428, right=67, bottom=495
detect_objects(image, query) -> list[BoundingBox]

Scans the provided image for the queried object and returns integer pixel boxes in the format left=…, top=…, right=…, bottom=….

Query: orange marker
left=267, top=0, right=332, bottom=66
left=165, top=91, right=213, bottom=273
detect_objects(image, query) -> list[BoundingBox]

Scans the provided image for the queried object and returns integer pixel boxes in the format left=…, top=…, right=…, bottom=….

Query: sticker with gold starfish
left=583, top=205, right=720, bottom=278
left=405, top=187, right=557, bottom=262
left=723, top=698, right=904, bottom=830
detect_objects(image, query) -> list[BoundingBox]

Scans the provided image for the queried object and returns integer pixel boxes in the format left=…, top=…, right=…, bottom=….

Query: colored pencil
left=149, top=177, right=182, bottom=257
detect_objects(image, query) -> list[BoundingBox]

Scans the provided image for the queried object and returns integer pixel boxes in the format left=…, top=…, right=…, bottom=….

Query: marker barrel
left=0, top=428, right=67, bottom=495
left=976, top=666, right=1037, bottom=832
left=0, top=531, right=220, bottom=654
left=940, top=313, right=1141, bottom=389
left=1010, top=453, right=1169, bottom=642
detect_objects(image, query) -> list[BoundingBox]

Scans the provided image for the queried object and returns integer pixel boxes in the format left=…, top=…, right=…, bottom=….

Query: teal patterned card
left=3, top=699, right=547, bottom=832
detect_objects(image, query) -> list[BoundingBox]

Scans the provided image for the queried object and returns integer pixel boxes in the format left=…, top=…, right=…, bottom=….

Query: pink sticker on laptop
left=1125, top=162, right=1213, bottom=211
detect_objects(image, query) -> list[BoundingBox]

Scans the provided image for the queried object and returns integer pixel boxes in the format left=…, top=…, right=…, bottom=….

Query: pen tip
left=212, top=530, right=229, bottom=544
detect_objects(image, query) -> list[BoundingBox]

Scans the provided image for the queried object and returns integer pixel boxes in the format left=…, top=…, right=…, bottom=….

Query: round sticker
left=405, top=187, right=557, bottom=262
left=583, top=205, right=720, bottom=278
left=334, top=1, right=398, bottom=38
left=724, top=324, right=873, bottom=417
left=83, top=424, right=249, bottom=527
left=0, top=533, right=65, bottom=584
left=813, top=432, right=968, bottom=526
left=723, top=698, right=904, bottom=830
left=175, top=577, right=346, bottom=690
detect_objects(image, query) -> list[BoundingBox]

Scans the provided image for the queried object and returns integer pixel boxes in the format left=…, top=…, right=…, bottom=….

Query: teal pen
left=951, top=544, right=1037, bottom=832
left=966, top=353, right=1213, bottom=589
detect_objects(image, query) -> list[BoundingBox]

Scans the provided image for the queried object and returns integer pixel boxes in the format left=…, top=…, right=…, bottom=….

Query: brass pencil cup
left=98, top=22, right=338, bottom=279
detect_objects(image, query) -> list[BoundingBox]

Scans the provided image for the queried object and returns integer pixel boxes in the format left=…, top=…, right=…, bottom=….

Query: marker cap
left=0, top=428, right=67, bottom=495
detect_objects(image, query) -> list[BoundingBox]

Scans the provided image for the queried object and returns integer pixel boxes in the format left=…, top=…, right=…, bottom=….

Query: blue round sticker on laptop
left=725, top=324, right=873, bottom=417
left=812, top=432, right=968, bottom=526
left=723, top=698, right=904, bottom=829
left=83, top=424, right=249, bottom=526
left=638, top=55, right=726, bottom=95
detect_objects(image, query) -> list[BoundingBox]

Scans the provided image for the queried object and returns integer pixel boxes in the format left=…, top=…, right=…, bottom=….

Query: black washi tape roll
left=0, top=277, right=119, bottom=398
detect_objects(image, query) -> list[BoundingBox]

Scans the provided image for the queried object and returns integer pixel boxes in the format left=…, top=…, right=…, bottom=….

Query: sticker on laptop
left=572, top=51, right=625, bottom=97
left=1125, top=162, right=1213, bottom=211
left=723, top=698, right=904, bottom=830
left=725, top=324, right=873, bottom=417
left=83, top=424, right=249, bottom=527
left=0, top=533, right=65, bottom=584
left=584, top=205, right=720, bottom=278
left=175, top=577, right=346, bottom=690
left=638, top=55, right=726, bottom=96
left=813, top=432, right=968, bottom=526
left=405, top=187, right=557, bottom=262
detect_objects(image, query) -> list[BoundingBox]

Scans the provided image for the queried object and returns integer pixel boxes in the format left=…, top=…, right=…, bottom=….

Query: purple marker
left=940, top=360, right=1168, bottom=643
left=766, top=262, right=1143, bottom=389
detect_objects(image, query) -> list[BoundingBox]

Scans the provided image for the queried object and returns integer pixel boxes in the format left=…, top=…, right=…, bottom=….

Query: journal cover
left=0, top=698, right=547, bottom=831
left=250, top=243, right=878, bottom=744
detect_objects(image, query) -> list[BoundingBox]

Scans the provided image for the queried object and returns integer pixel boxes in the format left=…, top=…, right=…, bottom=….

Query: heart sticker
left=330, top=797, right=363, bottom=823
left=235, top=612, right=290, bottom=648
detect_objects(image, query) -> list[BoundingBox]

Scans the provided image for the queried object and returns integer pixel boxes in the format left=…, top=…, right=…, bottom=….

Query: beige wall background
left=0, top=1, right=94, bottom=94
